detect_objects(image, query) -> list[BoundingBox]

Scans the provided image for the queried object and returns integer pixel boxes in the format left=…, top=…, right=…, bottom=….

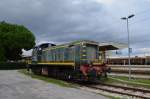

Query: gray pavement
left=0, top=70, right=107, bottom=99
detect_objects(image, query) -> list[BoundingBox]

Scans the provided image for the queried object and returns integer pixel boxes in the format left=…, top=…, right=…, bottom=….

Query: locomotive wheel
left=104, top=72, right=107, bottom=78
left=31, top=67, right=42, bottom=75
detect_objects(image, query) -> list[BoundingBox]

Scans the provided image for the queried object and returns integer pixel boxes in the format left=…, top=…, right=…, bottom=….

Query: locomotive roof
left=33, top=43, right=56, bottom=50
left=42, top=40, right=127, bottom=51
left=34, top=43, right=56, bottom=48
left=43, top=40, right=98, bottom=51
left=71, top=40, right=98, bottom=45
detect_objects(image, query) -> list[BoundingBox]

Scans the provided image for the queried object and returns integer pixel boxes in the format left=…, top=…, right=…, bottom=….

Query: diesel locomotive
left=29, top=40, right=111, bottom=81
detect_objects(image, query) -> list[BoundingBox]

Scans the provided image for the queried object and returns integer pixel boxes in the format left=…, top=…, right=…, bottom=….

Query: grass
left=99, top=76, right=150, bottom=98
left=101, top=75, right=150, bottom=88
left=111, top=76, right=150, bottom=85
left=18, top=69, right=73, bottom=87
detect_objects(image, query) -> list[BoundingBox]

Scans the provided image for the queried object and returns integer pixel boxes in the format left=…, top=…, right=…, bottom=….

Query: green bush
left=0, top=62, right=27, bottom=70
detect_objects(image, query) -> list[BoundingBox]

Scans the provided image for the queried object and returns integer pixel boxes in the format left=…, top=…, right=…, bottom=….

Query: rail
left=84, top=83, right=150, bottom=99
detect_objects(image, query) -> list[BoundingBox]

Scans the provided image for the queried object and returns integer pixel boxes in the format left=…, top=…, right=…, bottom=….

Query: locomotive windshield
left=80, top=42, right=99, bottom=65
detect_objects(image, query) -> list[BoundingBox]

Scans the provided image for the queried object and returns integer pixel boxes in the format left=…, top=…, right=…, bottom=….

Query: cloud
left=0, top=0, right=150, bottom=56
left=95, top=0, right=114, bottom=5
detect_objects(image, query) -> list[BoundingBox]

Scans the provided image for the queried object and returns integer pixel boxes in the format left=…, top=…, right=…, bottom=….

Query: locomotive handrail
left=36, top=61, right=75, bottom=66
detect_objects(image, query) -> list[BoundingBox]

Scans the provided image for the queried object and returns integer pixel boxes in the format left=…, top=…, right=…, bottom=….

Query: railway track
left=108, top=73, right=150, bottom=79
left=108, top=65, right=150, bottom=68
left=83, top=83, right=150, bottom=99
left=109, top=65, right=150, bottom=75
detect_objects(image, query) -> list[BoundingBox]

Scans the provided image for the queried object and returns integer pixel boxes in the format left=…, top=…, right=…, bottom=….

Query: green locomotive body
left=29, top=40, right=110, bottom=80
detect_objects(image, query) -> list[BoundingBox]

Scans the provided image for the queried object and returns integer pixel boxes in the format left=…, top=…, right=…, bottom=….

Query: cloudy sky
left=0, top=0, right=150, bottom=56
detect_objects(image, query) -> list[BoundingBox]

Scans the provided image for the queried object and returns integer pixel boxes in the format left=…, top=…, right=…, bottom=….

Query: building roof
left=99, top=42, right=127, bottom=51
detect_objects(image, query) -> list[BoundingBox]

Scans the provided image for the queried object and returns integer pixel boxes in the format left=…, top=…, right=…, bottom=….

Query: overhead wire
left=130, top=7, right=150, bottom=24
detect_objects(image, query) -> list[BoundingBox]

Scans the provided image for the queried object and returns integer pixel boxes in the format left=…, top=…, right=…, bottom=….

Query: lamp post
left=121, top=14, right=134, bottom=80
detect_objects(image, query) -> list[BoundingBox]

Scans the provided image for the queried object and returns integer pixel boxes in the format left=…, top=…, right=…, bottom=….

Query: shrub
left=0, top=62, right=27, bottom=70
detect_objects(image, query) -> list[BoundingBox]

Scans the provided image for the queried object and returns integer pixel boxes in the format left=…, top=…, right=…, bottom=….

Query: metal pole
left=121, top=14, right=134, bottom=80
left=127, top=18, right=131, bottom=80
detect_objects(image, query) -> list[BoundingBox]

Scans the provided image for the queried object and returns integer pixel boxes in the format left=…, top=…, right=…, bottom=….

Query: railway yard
left=2, top=0, right=150, bottom=98
left=0, top=65, right=149, bottom=99
left=20, top=66, right=150, bottom=99
left=1, top=41, right=150, bottom=99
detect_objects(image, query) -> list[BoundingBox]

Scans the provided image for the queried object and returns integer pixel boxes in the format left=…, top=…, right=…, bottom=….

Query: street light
left=121, top=14, right=135, bottom=80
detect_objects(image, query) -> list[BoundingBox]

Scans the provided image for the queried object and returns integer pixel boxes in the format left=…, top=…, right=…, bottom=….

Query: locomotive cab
left=32, top=43, right=56, bottom=62
left=78, top=41, right=107, bottom=80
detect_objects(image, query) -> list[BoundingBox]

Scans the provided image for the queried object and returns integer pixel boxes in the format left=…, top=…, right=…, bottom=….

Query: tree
left=0, top=44, right=6, bottom=61
left=0, top=21, right=35, bottom=61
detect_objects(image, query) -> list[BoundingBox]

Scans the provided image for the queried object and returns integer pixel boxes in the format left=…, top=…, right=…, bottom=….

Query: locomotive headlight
left=81, top=42, right=84, bottom=45
left=87, top=61, right=93, bottom=67
left=82, top=45, right=86, bottom=48
left=82, top=50, right=86, bottom=52
left=89, top=64, right=92, bottom=67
